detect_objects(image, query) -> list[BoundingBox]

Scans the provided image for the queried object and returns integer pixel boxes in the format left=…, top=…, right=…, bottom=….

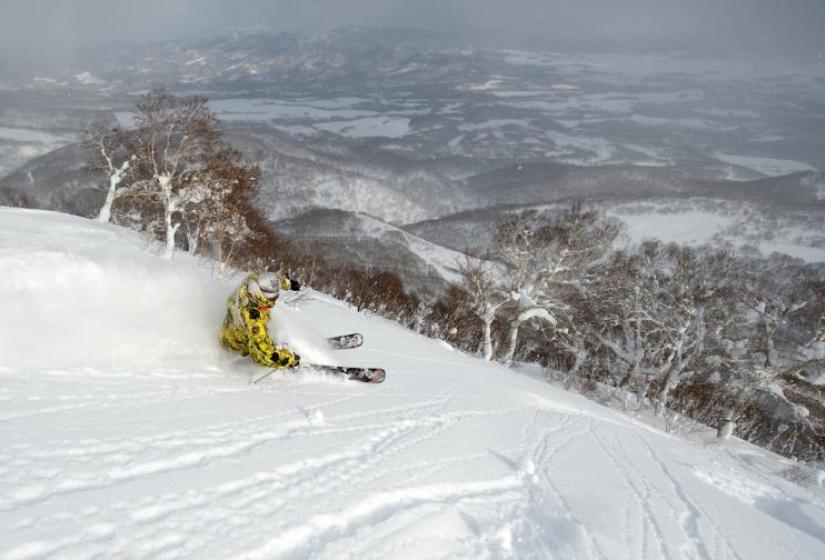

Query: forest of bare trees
left=84, top=93, right=824, bottom=462
left=447, top=210, right=824, bottom=460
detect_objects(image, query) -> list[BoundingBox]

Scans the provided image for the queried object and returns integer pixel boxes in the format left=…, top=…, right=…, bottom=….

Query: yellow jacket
left=219, top=273, right=299, bottom=368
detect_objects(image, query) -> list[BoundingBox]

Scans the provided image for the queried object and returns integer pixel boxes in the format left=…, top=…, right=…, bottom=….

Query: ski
left=307, top=364, right=386, bottom=384
left=325, top=332, right=364, bottom=350
left=249, top=363, right=385, bottom=385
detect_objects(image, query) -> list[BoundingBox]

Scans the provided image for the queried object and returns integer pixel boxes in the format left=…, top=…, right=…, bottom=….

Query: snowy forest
left=85, top=90, right=825, bottom=463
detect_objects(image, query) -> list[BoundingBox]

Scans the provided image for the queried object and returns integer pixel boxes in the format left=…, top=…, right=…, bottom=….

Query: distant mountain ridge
left=76, top=27, right=486, bottom=93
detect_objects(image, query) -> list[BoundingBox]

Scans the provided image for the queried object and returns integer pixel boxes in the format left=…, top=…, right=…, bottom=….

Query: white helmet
left=248, top=272, right=281, bottom=304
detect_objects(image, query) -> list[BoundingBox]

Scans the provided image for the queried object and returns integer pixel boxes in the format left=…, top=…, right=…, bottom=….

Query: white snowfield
left=1, top=209, right=824, bottom=559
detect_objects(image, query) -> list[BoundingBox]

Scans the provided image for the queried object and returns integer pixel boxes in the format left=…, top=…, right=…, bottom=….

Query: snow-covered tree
left=130, top=90, right=220, bottom=258
left=84, top=124, right=135, bottom=223
left=177, top=146, right=261, bottom=264
left=594, top=242, right=738, bottom=415
left=491, top=204, right=618, bottom=365
left=453, top=204, right=617, bottom=364
left=85, top=91, right=264, bottom=263
left=742, top=260, right=813, bottom=369
left=731, top=269, right=825, bottom=456
left=455, top=253, right=509, bottom=361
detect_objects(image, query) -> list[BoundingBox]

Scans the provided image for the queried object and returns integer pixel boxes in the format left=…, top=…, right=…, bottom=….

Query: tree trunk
left=97, top=160, right=129, bottom=223
left=619, top=370, right=633, bottom=389
left=159, top=176, right=178, bottom=260
left=187, top=222, right=200, bottom=255
left=717, top=418, right=736, bottom=440
left=163, top=210, right=179, bottom=260
left=656, top=370, right=678, bottom=416
left=765, top=323, right=777, bottom=368
left=482, top=315, right=495, bottom=361
left=501, top=317, right=521, bottom=365
left=97, top=185, right=117, bottom=223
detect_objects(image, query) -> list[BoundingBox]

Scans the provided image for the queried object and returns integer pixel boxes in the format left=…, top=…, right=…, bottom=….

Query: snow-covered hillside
left=273, top=209, right=467, bottom=289
left=1, top=209, right=824, bottom=559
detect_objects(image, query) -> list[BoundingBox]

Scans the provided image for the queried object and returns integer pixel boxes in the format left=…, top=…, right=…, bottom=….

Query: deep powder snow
left=1, top=209, right=824, bottom=559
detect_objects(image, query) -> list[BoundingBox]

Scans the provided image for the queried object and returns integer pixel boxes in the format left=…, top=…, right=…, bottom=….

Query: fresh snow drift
left=0, top=210, right=227, bottom=371
left=1, top=208, right=824, bottom=559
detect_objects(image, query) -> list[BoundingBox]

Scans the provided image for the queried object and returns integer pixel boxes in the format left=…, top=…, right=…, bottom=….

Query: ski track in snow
left=2, top=209, right=825, bottom=559
left=4, top=358, right=825, bottom=559
left=2, top=388, right=461, bottom=510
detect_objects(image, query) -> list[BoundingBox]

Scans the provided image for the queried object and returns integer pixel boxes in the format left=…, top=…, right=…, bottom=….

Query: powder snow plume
left=0, top=209, right=229, bottom=370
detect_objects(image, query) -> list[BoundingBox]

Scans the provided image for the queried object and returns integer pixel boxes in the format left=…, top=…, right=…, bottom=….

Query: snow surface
left=312, top=116, right=411, bottom=138
left=209, top=98, right=375, bottom=122
left=348, top=213, right=467, bottom=283
left=74, top=72, right=106, bottom=86
left=0, top=127, right=74, bottom=145
left=712, top=153, right=817, bottom=178
left=2, top=208, right=825, bottom=559
left=609, top=202, right=825, bottom=263
left=494, top=50, right=825, bottom=82
left=117, top=99, right=415, bottom=139
left=610, top=209, right=734, bottom=246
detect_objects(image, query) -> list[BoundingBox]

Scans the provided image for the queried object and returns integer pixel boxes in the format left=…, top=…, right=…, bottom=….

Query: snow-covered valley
left=2, top=209, right=824, bottom=559
left=2, top=29, right=824, bottom=287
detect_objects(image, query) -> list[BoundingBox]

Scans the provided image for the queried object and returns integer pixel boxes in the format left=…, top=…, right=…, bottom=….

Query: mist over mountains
left=1, top=26, right=824, bottom=289
left=3, top=0, right=825, bottom=74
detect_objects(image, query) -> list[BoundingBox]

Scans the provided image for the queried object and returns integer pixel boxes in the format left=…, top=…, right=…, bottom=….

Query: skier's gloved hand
left=271, top=349, right=299, bottom=368
left=289, top=279, right=301, bottom=291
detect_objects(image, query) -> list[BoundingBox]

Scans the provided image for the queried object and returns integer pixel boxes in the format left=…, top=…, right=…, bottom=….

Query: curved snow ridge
left=236, top=474, right=528, bottom=560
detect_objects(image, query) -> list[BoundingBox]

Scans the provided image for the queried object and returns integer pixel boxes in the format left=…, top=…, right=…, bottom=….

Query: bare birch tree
left=130, top=90, right=219, bottom=258
left=84, top=124, right=135, bottom=223
left=455, top=252, right=509, bottom=360
left=85, top=91, right=266, bottom=264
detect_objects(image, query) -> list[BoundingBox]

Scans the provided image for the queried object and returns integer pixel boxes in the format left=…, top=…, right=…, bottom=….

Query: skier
left=220, top=271, right=302, bottom=369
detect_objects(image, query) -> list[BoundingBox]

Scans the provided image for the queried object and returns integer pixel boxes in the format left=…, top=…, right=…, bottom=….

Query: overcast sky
left=1, top=0, right=824, bottom=75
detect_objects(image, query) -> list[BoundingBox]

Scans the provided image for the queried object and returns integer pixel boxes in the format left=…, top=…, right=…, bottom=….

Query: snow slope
left=1, top=209, right=824, bottom=559
left=607, top=199, right=825, bottom=264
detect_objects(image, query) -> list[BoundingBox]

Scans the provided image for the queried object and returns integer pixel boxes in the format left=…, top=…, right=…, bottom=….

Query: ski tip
left=303, top=364, right=386, bottom=384
left=361, top=369, right=386, bottom=383
left=326, top=332, right=365, bottom=350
